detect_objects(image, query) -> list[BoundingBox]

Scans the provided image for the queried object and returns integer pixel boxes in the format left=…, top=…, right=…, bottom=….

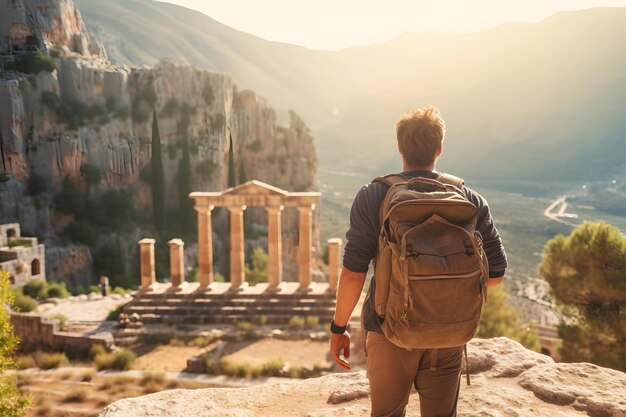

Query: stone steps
left=124, top=290, right=337, bottom=325
left=138, top=313, right=334, bottom=325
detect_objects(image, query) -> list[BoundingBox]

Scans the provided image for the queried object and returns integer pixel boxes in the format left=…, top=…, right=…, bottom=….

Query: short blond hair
left=395, top=106, right=445, bottom=167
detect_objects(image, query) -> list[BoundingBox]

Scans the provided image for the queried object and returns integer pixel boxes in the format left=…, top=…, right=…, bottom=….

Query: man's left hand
left=330, top=331, right=351, bottom=370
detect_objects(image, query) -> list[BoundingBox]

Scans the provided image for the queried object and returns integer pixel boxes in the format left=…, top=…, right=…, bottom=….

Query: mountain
left=77, top=2, right=626, bottom=182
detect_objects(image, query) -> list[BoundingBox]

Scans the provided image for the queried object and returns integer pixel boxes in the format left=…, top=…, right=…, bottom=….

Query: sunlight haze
left=159, top=0, right=626, bottom=49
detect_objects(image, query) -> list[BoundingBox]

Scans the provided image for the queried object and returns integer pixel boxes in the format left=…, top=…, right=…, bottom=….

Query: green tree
left=151, top=109, right=166, bottom=230
left=245, top=247, right=269, bottom=285
left=177, top=134, right=194, bottom=234
left=0, top=271, right=32, bottom=416
left=539, top=221, right=626, bottom=371
left=228, top=134, right=236, bottom=188
left=477, top=285, right=541, bottom=351
left=80, top=164, right=101, bottom=191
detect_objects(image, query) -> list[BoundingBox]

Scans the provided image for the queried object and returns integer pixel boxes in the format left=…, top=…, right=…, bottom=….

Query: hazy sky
left=159, top=0, right=626, bottom=50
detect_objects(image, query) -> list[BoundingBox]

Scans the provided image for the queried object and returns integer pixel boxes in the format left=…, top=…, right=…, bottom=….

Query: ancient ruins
left=0, top=223, right=46, bottom=287
left=126, top=181, right=340, bottom=325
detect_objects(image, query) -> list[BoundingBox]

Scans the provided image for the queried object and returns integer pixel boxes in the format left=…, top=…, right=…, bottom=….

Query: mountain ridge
left=78, top=1, right=626, bottom=181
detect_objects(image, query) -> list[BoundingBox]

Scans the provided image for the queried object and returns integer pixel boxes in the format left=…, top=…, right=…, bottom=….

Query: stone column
left=229, top=205, right=247, bottom=290
left=195, top=205, right=214, bottom=290
left=168, top=238, right=185, bottom=290
left=138, top=238, right=156, bottom=290
left=266, top=205, right=284, bottom=291
left=327, top=238, right=342, bottom=291
left=297, top=205, right=314, bottom=290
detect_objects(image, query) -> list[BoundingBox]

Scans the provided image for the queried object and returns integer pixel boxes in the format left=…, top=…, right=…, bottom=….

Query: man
left=329, top=106, right=508, bottom=417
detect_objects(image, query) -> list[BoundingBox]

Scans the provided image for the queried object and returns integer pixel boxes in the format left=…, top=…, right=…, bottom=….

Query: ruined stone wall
left=10, top=311, right=112, bottom=356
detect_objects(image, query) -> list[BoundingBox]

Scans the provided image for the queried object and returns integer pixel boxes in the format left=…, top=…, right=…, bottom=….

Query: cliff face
left=98, top=338, right=626, bottom=417
left=0, top=0, right=319, bottom=286
left=0, top=0, right=102, bottom=55
left=1, top=56, right=317, bottom=193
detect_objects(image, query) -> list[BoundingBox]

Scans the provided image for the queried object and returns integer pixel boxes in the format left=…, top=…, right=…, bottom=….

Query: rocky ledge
left=98, top=337, right=626, bottom=417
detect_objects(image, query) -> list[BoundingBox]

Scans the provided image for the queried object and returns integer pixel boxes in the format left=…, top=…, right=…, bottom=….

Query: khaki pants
left=366, top=332, right=463, bottom=417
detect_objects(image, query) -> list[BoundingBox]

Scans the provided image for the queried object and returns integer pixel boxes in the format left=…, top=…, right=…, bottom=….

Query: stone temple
left=0, top=223, right=46, bottom=287
left=124, top=180, right=340, bottom=325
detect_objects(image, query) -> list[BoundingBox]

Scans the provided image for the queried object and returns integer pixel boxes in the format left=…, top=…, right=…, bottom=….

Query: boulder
left=98, top=337, right=626, bottom=417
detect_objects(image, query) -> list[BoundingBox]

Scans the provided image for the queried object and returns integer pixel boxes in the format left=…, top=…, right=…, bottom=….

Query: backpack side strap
left=372, top=174, right=408, bottom=187
left=436, top=172, right=465, bottom=189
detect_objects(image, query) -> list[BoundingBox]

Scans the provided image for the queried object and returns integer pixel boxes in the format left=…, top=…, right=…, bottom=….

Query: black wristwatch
left=330, top=320, right=348, bottom=334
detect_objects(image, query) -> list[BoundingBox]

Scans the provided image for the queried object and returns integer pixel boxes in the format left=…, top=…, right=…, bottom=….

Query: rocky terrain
left=98, top=337, right=626, bottom=417
left=0, top=0, right=320, bottom=286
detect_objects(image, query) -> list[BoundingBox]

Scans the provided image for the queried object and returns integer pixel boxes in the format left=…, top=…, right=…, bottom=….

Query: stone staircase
left=124, top=282, right=337, bottom=325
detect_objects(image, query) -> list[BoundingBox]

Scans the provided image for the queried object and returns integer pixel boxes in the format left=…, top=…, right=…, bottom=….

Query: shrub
left=45, top=282, right=69, bottom=298
left=13, top=292, right=37, bottom=312
left=27, top=173, right=47, bottom=195
left=235, top=321, right=251, bottom=332
left=288, top=316, right=305, bottom=330
left=54, top=185, right=85, bottom=216
left=34, top=351, right=68, bottom=369
left=111, top=287, right=126, bottom=296
left=210, top=113, right=225, bottom=132
left=114, top=105, right=130, bottom=120
left=80, top=164, right=101, bottom=188
left=248, top=139, right=263, bottom=152
left=141, top=371, right=165, bottom=385
left=80, top=370, right=95, bottom=382
left=8, top=239, right=32, bottom=248
left=213, top=273, right=225, bottom=283
left=305, top=316, right=320, bottom=328
left=63, top=388, right=88, bottom=403
left=132, top=107, right=149, bottom=123
left=63, top=221, right=97, bottom=246
left=40, top=91, right=60, bottom=110
left=94, top=349, right=136, bottom=371
left=162, top=98, right=179, bottom=116
left=253, top=315, right=268, bottom=326
left=89, top=344, right=107, bottom=360
left=22, top=279, right=46, bottom=299
left=138, top=86, right=157, bottom=107
left=195, top=160, right=216, bottom=177
left=105, top=96, right=117, bottom=112
left=49, top=313, right=68, bottom=330
left=106, top=303, right=127, bottom=321
left=8, top=52, right=56, bottom=74
left=15, top=355, right=36, bottom=370
left=260, top=358, right=285, bottom=377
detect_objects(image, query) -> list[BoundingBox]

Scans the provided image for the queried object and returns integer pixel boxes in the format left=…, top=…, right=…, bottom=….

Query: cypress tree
left=238, top=160, right=247, bottom=185
left=178, top=133, right=194, bottom=234
left=228, top=134, right=236, bottom=188
left=151, top=109, right=166, bottom=230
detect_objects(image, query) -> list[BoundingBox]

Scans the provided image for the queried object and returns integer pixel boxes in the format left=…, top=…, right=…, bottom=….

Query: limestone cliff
left=98, top=337, right=626, bottom=417
left=0, top=0, right=102, bottom=56
left=0, top=0, right=319, bottom=286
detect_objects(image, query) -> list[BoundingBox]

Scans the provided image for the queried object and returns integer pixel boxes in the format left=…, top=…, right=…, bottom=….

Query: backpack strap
left=436, top=172, right=464, bottom=189
left=372, top=174, right=408, bottom=187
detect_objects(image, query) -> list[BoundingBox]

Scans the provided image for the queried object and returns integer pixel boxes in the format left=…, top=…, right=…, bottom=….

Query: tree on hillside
left=151, top=109, right=166, bottom=230
left=245, top=247, right=268, bottom=285
left=539, top=221, right=626, bottom=371
left=228, top=134, right=236, bottom=188
left=477, top=284, right=540, bottom=351
left=0, top=271, right=32, bottom=417
left=178, top=133, right=194, bottom=234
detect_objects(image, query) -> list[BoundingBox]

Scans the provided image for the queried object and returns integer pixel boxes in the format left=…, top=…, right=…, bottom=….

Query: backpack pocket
left=373, top=237, right=393, bottom=317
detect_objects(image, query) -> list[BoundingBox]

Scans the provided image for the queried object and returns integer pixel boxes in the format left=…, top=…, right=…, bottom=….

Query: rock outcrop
left=0, top=0, right=102, bottom=56
left=98, top=338, right=626, bottom=417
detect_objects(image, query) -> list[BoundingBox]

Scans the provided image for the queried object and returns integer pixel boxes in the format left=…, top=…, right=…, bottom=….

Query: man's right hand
left=330, top=331, right=351, bottom=370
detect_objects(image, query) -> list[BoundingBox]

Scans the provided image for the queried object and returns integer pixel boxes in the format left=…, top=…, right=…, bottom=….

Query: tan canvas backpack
left=371, top=173, right=489, bottom=350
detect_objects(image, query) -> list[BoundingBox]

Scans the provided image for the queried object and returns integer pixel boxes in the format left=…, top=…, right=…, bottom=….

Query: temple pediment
left=223, top=180, right=288, bottom=196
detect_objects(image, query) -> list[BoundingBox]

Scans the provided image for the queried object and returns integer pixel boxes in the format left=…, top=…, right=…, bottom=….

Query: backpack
left=371, top=172, right=489, bottom=350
